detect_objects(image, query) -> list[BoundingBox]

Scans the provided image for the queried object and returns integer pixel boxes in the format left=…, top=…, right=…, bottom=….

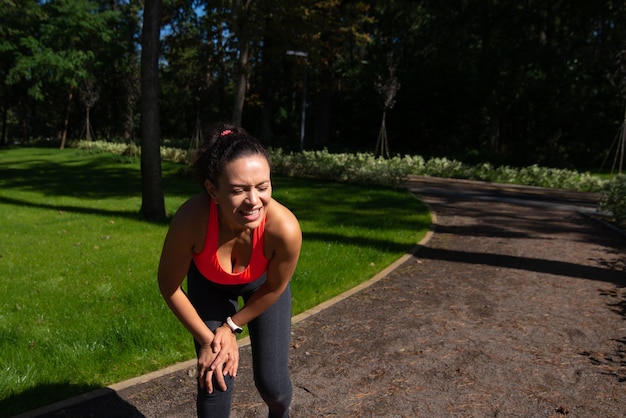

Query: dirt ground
left=34, top=177, right=626, bottom=418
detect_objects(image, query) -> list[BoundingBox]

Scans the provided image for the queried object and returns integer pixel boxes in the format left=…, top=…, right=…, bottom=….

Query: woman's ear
left=204, top=180, right=219, bottom=202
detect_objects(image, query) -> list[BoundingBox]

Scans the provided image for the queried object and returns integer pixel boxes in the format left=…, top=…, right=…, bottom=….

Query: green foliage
left=599, top=174, right=626, bottom=229
left=6, top=0, right=120, bottom=99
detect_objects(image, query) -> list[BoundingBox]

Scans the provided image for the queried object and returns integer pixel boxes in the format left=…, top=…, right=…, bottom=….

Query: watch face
left=234, top=328, right=243, bottom=334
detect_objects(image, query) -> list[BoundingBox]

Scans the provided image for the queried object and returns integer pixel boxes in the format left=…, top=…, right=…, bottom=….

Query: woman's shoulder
left=266, top=198, right=301, bottom=241
left=171, top=193, right=211, bottom=225
left=166, top=193, right=211, bottom=253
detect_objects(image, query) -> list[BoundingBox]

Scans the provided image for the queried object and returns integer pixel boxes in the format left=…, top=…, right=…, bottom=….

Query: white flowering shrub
left=74, top=140, right=606, bottom=192
left=75, top=140, right=133, bottom=155
left=160, top=146, right=189, bottom=164
left=269, top=148, right=408, bottom=186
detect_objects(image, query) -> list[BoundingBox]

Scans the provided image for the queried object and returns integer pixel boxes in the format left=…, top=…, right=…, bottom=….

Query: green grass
left=0, top=146, right=430, bottom=416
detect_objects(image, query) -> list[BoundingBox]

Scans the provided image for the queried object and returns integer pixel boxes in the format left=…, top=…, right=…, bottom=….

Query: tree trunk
left=314, top=88, right=332, bottom=147
left=259, top=19, right=275, bottom=146
left=59, top=88, right=73, bottom=150
left=231, top=0, right=252, bottom=126
left=139, top=0, right=166, bottom=221
left=375, top=110, right=390, bottom=158
left=232, top=43, right=249, bottom=126
left=260, top=96, right=273, bottom=146
left=1, top=101, right=8, bottom=146
left=124, top=5, right=140, bottom=142
left=124, top=72, right=138, bottom=142
left=85, top=106, right=91, bottom=141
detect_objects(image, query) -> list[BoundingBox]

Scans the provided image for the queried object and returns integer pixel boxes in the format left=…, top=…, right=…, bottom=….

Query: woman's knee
left=255, top=376, right=292, bottom=416
left=196, top=375, right=235, bottom=418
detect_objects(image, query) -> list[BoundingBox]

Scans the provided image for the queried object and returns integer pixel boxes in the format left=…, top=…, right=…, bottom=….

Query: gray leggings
left=187, top=262, right=292, bottom=418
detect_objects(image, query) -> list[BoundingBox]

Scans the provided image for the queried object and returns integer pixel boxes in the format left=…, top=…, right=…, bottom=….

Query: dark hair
left=193, top=123, right=271, bottom=185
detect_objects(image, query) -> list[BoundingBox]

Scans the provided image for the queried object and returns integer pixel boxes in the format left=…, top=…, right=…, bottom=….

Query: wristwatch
left=225, top=316, right=243, bottom=334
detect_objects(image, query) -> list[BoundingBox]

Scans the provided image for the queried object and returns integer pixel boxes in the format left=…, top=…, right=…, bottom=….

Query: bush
left=599, top=174, right=626, bottom=229
left=75, top=140, right=189, bottom=163
left=74, top=140, right=607, bottom=192
left=70, top=140, right=621, bottom=232
left=269, top=148, right=409, bottom=187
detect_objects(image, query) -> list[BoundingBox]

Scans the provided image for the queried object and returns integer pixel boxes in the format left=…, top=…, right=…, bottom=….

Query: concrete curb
left=579, top=210, right=626, bottom=239
left=13, top=212, right=438, bottom=418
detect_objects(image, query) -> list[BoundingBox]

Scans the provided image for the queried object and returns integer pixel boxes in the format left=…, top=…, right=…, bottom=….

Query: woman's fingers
left=198, top=360, right=229, bottom=393
left=198, top=367, right=215, bottom=393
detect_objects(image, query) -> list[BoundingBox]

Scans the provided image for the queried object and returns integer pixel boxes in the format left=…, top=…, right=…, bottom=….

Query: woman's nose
left=246, top=189, right=258, bottom=204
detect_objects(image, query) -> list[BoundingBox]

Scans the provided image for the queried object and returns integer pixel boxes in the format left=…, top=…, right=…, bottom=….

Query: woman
left=158, top=124, right=301, bottom=417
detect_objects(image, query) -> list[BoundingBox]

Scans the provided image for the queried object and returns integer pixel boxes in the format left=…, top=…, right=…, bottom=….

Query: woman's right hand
left=210, top=325, right=240, bottom=379
left=197, top=343, right=227, bottom=393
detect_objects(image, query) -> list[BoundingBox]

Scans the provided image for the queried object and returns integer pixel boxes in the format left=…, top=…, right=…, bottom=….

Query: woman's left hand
left=210, top=325, right=240, bottom=378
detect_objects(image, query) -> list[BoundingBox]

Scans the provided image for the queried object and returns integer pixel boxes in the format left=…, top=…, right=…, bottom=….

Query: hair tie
left=220, top=129, right=233, bottom=137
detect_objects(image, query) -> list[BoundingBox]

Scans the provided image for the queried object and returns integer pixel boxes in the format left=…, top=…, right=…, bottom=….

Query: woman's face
left=206, top=154, right=272, bottom=232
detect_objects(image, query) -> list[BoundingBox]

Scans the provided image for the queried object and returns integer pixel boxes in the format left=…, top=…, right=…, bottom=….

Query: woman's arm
left=158, top=209, right=214, bottom=346
left=231, top=199, right=302, bottom=327
left=157, top=197, right=235, bottom=393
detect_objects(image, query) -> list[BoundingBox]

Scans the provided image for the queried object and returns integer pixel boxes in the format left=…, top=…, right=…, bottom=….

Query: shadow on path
left=417, top=246, right=626, bottom=285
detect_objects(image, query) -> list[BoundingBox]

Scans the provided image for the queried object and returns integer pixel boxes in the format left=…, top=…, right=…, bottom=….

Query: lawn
left=0, top=146, right=430, bottom=416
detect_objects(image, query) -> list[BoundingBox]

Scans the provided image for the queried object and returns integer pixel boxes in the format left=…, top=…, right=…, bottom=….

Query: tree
left=246, top=0, right=375, bottom=149
left=96, top=0, right=142, bottom=142
left=140, top=0, right=166, bottom=221
left=3, top=0, right=626, bottom=169
left=231, top=0, right=253, bottom=126
left=374, top=54, right=401, bottom=158
left=299, top=0, right=374, bottom=148
left=6, top=0, right=118, bottom=148
left=0, top=0, right=44, bottom=144
left=160, top=0, right=213, bottom=140
left=79, top=79, right=99, bottom=141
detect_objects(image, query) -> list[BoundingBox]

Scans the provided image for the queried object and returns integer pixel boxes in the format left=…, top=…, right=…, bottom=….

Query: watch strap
left=225, top=316, right=243, bottom=334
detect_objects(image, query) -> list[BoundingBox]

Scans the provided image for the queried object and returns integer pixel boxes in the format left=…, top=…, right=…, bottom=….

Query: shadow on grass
left=0, top=148, right=198, bottom=224
left=0, top=148, right=197, bottom=200
left=2, top=383, right=144, bottom=418
left=0, top=195, right=147, bottom=222
left=1, top=149, right=430, bottom=244
left=304, top=231, right=427, bottom=254
left=273, top=176, right=430, bottom=233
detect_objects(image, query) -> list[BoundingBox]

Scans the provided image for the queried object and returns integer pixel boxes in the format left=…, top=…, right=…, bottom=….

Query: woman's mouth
left=241, top=208, right=261, bottom=221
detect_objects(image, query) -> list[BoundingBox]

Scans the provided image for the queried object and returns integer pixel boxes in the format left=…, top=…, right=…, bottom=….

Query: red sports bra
left=192, top=199, right=269, bottom=285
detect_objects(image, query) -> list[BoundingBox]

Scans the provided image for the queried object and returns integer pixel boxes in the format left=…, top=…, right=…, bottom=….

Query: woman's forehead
left=221, top=155, right=270, bottom=184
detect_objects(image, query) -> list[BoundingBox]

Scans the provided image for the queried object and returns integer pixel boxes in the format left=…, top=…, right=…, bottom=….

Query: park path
left=22, top=176, right=626, bottom=418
